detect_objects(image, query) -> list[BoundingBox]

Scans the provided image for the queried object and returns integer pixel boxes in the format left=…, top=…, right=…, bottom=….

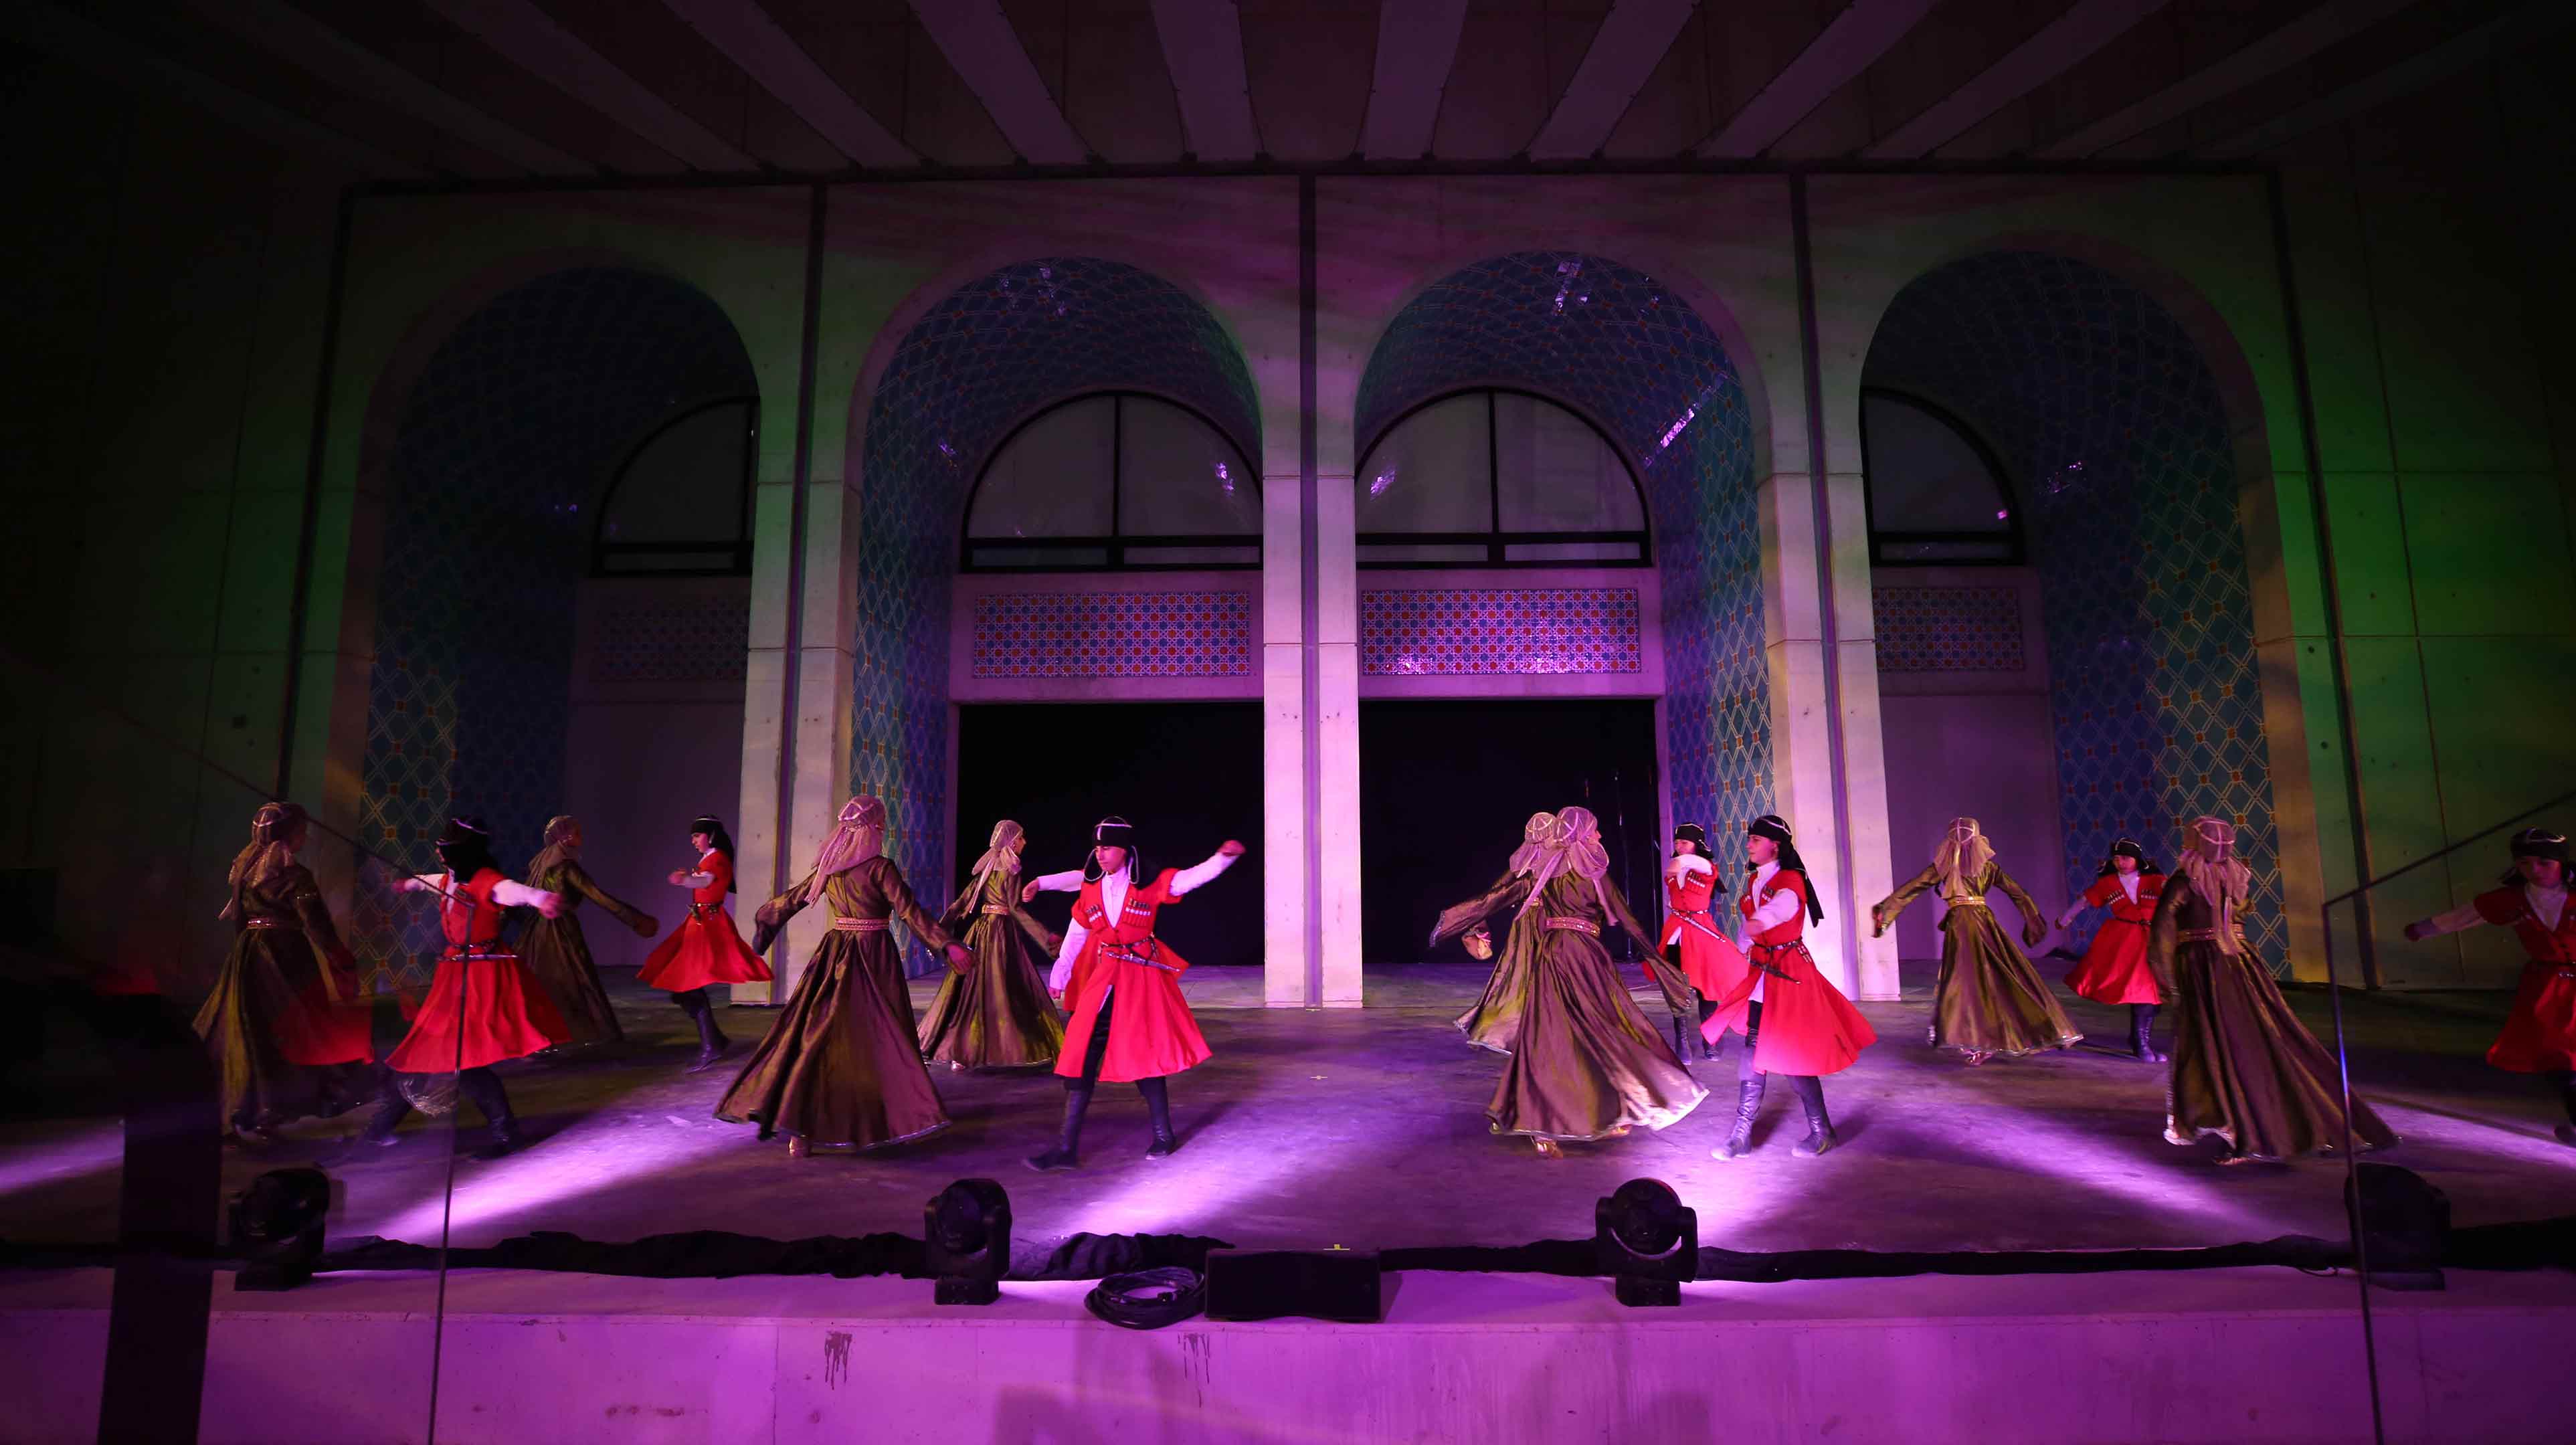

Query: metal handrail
left=2320, top=789, right=2576, bottom=910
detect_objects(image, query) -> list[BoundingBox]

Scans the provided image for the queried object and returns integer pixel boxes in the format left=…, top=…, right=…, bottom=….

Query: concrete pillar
left=1261, top=470, right=1310, bottom=1007
left=1314, top=469, right=1363, bottom=1007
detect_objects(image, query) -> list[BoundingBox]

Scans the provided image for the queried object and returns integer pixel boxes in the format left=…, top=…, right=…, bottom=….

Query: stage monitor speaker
left=1596, top=1178, right=1697, bottom=1308
left=924, top=1179, right=1012, bottom=1306
left=1202, top=1248, right=1382, bottom=1323
left=231, top=1167, right=333, bottom=1292
left=2346, top=1162, right=2447, bottom=1292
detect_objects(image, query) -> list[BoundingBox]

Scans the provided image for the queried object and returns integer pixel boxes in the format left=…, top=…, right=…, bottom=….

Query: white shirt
left=1033, top=849, right=1240, bottom=991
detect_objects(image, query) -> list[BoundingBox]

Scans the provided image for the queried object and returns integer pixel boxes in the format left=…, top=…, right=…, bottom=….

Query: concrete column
left=1758, top=467, right=1900, bottom=1000
left=1314, top=469, right=1362, bottom=1007
left=1261, top=470, right=1310, bottom=1007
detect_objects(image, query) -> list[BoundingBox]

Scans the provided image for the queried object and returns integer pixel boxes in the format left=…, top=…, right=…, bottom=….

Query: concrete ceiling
left=9, top=0, right=2567, bottom=182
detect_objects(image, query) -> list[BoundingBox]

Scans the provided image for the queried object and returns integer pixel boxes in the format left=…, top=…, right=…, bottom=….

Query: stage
left=6, top=964, right=2576, bottom=1442
left=5, top=965, right=2571, bottom=1259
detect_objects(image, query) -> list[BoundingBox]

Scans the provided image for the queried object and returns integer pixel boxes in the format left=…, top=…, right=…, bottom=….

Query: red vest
left=2082, top=872, right=2165, bottom=925
left=440, top=868, right=507, bottom=950
left=689, top=850, right=731, bottom=910
left=2474, top=886, right=2576, bottom=965
left=1663, top=862, right=1718, bottom=945
left=1743, top=868, right=1809, bottom=948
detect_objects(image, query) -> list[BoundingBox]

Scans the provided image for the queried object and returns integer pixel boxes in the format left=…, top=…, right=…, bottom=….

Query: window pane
left=1503, top=540, right=1643, bottom=563
left=1863, top=394, right=2015, bottom=535
left=1121, top=544, right=1259, bottom=567
left=1356, top=394, right=1491, bottom=533
left=968, top=544, right=1111, bottom=568
left=1117, top=397, right=1257, bottom=536
left=1493, top=393, right=1643, bottom=533
left=969, top=396, right=1115, bottom=538
left=1357, top=543, right=1489, bottom=565
left=597, top=400, right=752, bottom=545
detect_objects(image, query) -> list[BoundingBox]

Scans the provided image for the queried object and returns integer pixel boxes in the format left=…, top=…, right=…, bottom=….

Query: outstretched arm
left=1432, top=876, right=1535, bottom=948
left=563, top=862, right=658, bottom=937
left=1994, top=866, right=2048, bottom=948
left=749, top=871, right=817, bottom=954
left=1167, top=840, right=1247, bottom=898
left=1598, top=874, right=1662, bottom=956
left=1022, top=867, right=1084, bottom=903
left=1871, top=864, right=1939, bottom=938
left=2403, top=900, right=2491, bottom=942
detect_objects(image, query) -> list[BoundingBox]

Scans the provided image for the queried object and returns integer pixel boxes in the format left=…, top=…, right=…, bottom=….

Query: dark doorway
left=1360, top=700, right=1660, bottom=965
left=955, top=703, right=1263, bottom=969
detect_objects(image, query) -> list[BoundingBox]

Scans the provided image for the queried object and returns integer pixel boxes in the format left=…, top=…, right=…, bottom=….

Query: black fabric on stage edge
left=7, top=1216, right=2573, bottom=1282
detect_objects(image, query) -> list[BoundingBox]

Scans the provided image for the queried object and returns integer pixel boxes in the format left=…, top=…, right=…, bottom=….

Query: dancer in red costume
left=2055, top=838, right=2168, bottom=1062
left=1704, top=814, right=1876, bottom=1159
left=357, top=817, right=567, bottom=1159
left=637, top=814, right=772, bottom=1072
left=1020, top=817, right=1245, bottom=1169
left=1661, top=822, right=1750, bottom=1062
left=2405, top=826, right=2576, bottom=1145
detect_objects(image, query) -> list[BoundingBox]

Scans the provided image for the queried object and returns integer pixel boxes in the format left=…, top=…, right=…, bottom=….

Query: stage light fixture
left=1596, top=1178, right=1696, bottom=1307
left=2347, top=1162, right=2447, bottom=1292
left=229, top=1167, right=333, bottom=1292
left=924, top=1179, right=1012, bottom=1306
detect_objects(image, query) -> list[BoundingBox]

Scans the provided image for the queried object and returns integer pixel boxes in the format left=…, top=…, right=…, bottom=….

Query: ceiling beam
left=4, top=0, right=423, bottom=178
left=1359, top=0, right=1470, bottom=161
left=1528, top=0, right=1699, bottom=160
left=1862, top=0, right=2174, bottom=159
left=1698, top=0, right=1939, bottom=159
left=658, top=0, right=916, bottom=168
left=907, top=0, right=1089, bottom=166
left=2039, top=0, right=2415, bottom=157
left=2199, top=0, right=2575, bottom=159
left=1148, top=0, right=1260, bottom=163
left=420, top=0, right=757, bottom=171
left=185, top=0, right=589, bottom=176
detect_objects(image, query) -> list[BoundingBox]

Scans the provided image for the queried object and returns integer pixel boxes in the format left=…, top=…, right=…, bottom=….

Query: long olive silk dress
left=716, top=856, right=958, bottom=1150
left=193, top=862, right=372, bottom=1130
left=917, top=864, right=1065, bottom=1070
left=1436, top=871, right=1708, bottom=1141
left=2151, top=875, right=2396, bottom=1159
left=520, top=858, right=655, bottom=1047
left=1879, top=862, right=2082, bottom=1057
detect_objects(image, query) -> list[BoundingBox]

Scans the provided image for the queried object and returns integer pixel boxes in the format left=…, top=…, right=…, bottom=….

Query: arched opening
left=357, top=266, right=757, bottom=981
left=1350, top=252, right=1766, bottom=967
left=1357, top=387, right=1651, bottom=568
left=1861, top=250, right=2283, bottom=975
left=960, top=390, right=1259, bottom=571
left=856, top=258, right=1265, bottom=975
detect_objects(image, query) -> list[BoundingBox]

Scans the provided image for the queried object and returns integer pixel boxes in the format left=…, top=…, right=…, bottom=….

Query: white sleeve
left=1748, top=888, right=1803, bottom=933
left=491, top=879, right=555, bottom=910
left=2413, top=901, right=2490, bottom=937
left=1166, top=848, right=1240, bottom=898
left=677, top=872, right=715, bottom=888
left=1048, top=919, right=1089, bottom=991
left=1030, top=868, right=1084, bottom=894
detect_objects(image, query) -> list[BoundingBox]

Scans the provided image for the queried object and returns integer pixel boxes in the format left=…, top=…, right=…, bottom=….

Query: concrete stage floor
left=4, top=964, right=2571, bottom=1259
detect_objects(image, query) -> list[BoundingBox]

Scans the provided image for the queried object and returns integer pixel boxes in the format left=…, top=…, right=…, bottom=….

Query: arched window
left=962, top=392, right=1260, bottom=571
left=591, top=397, right=757, bottom=575
left=1355, top=389, right=1649, bottom=567
left=1861, top=389, right=2023, bottom=565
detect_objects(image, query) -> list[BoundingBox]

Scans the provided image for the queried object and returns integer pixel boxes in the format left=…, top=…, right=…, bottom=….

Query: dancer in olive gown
left=918, top=818, right=1065, bottom=1070
left=1873, top=817, right=2080, bottom=1064
left=716, top=797, right=970, bottom=1157
left=1450, top=810, right=1555, bottom=1054
left=1431, top=807, right=1706, bottom=1157
left=194, top=801, right=372, bottom=1141
left=2154, top=815, right=2395, bottom=1163
left=520, top=815, right=658, bottom=1050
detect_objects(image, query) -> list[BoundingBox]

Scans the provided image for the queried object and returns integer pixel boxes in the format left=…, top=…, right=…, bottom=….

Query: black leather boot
left=460, top=1068, right=521, bottom=1161
left=1787, top=1074, right=1837, bottom=1158
left=1712, top=1077, right=1766, bottom=1159
left=1139, top=1076, right=1179, bottom=1158
left=2130, top=1004, right=2165, bottom=1064
left=1697, top=997, right=1722, bottom=1060
left=1026, top=1081, right=1092, bottom=1171
left=675, top=989, right=729, bottom=1072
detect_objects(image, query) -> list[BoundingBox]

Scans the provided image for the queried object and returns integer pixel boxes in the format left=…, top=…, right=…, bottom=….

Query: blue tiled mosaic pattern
left=1865, top=252, right=2284, bottom=972
left=858, top=260, right=1263, bottom=962
left=1355, top=253, right=1771, bottom=854
left=359, top=268, right=755, bottom=985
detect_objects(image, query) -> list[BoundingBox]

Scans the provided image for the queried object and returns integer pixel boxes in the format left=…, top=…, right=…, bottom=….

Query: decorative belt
left=241, top=917, right=293, bottom=931
left=2176, top=927, right=2247, bottom=946
left=441, top=948, right=512, bottom=961
left=691, top=901, right=722, bottom=919
left=1544, top=916, right=1600, bottom=936
left=2110, top=916, right=2148, bottom=927
left=1748, top=937, right=1810, bottom=981
left=830, top=917, right=890, bottom=933
left=980, top=905, right=1014, bottom=916
left=1944, top=898, right=1990, bottom=908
